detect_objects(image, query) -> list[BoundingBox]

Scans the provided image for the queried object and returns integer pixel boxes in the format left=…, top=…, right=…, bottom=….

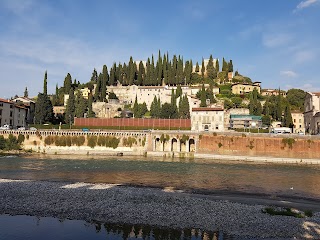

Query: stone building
left=191, top=107, right=224, bottom=132
left=291, top=111, right=305, bottom=134
left=304, top=92, right=320, bottom=134
left=231, top=82, right=261, bottom=95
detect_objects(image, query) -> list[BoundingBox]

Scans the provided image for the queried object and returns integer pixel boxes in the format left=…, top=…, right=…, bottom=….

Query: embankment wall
left=198, top=134, right=320, bottom=159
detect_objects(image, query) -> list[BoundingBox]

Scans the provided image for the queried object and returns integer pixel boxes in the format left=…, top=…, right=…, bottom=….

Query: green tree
left=133, top=95, right=139, bottom=117
left=283, top=104, right=293, bottom=128
left=24, top=87, right=28, bottom=98
left=137, top=61, right=145, bottom=86
left=228, top=60, right=233, bottom=72
left=0, top=136, right=6, bottom=150
left=200, top=84, right=207, bottom=107
left=178, top=94, right=190, bottom=119
left=231, top=96, right=242, bottom=108
left=206, top=54, right=217, bottom=80
left=248, top=88, right=262, bottom=116
left=34, top=91, right=53, bottom=124
left=43, top=71, right=48, bottom=95
left=286, top=89, right=306, bottom=111
left=74, top=91, right=87, bottom=118
left=201, top=58, right=205, bottom=79
left=90, top=68, right=98, bottom=82
left=195, top=62, right=200, bottom=72
left=160, top=103, right=178, bottom=119
left=65, top=89, right=75, bottom=124
left=101, top=65, right=108, bottom=101
left=87, top=94, right=95, bottom=117
left=64, top=73, right=72, bottom=94
left=215, top=59, right=219, bottom=73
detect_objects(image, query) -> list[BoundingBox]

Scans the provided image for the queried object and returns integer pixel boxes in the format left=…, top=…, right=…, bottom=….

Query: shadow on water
left=0, top=214, right=232, bottom=240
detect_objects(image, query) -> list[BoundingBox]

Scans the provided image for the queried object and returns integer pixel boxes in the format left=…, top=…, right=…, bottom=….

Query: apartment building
left=304, top=92, right=320, bottom=134
left=231, top=82, right=261, bottom=95
left=291, top=111, right=305, bottom=134
left=191, top=107, right=224, bottom=132
left=0, top=98, right=27, bottom=128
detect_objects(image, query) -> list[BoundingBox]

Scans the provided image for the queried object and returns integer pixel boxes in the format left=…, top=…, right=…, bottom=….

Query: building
left=92, top=102, right=124, bottom=118
left=229, top=114, right=262, bottom=129
left=304, top=92, right=320, bottom=134
left=231, top=82, right=261, bottom=95
left=106, top=84, right=218, bottom=111
left=53, top=106, right=65, bottom=117
left=0, top=98, right=27, bottom=128
left=224, top=108, right=250, bottom=129
left=261, top=89, right=286, bottom=97
left=291, top=111, right=305, bottom=134
left=64, top=87, right=92, bottom=106
left=191, top=107, right=224, bottom=132
left=11, top=97, right=36, bottom=124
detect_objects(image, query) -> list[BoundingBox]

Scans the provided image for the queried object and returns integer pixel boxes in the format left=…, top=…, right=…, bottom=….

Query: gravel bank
left=0, top=179, right=319, bottom=239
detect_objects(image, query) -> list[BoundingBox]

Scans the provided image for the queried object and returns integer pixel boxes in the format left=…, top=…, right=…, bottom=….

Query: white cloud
left=280, top=70, right=298, bottom=78
left=262, top=33, right=293, bottom=48
left=294, top=0, right=319, bottom=12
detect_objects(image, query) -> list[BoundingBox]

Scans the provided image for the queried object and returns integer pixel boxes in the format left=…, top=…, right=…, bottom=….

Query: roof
left=0, top=98, right=13, bottom=104
left=231, top=83, right=260, bottom=87
left=230, top=114, right=262, bottom=120
left=192, top=107, right=224, bottom=111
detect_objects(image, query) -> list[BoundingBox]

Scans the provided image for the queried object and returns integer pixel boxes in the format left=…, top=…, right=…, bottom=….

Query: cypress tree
left=201, top=58, right=205, bottom=80
left=64, top=73, right=72, bottom=94
left=228, top=60, right=233, bottom=72
left=65, top=89, right=75, bottom=124
left=24, top=87, right=28, bottom=98
left=87, top=94, right=95, bottom=117
left=200, top=84, right=207, bottom=107
left=195, top=62, right=200, bottom=72
left=283, top=105, right=293, bottom=128
left=133, top=95, right=139, bottom=117
left=90, top=68, right=98, bottom=82
left=275, top=89, right=282, bottom=120
left=206, top=55, right=216, bottom=80
left=75, top=90, right=87, bottom=118
left=215, top=59, right=219, bottom=73
left=43, top=71, right=48, bottom=95
left=101, top=65, right=108, bottom=101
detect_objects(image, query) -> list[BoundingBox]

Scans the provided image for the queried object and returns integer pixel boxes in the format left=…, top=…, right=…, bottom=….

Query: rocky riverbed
left=0, top=178, right=319, bottom=239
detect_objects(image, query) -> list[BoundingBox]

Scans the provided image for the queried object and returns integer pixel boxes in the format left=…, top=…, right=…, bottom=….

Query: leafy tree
left=176, top=85, right=182, bottom=99
left=275, top=90, right=283, bottom=120
left=160, top=103, right=178, bottom=119
left=65, top=89, right=75, bottom=124
left=0, top=136, right=6, bottom=150
left=178, top=94, right=190, bottom=119
left=262, top=115, right=271, bottom=126
left=231, top=96, right=242, bottom=108
left=34, top=93, right=53, bottom=124
left=150, top=96, right=161, bottom=118
left=224, top=99, right=233, bottom=109
left=286, top=89, right=306, bottom=111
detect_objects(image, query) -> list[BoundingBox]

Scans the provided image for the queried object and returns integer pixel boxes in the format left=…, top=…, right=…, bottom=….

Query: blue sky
left=0, top=0, right=319, bottom=98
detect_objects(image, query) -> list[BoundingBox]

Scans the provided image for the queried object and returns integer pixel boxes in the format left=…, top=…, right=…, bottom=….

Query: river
left=1, top=154, right=319, bottom=200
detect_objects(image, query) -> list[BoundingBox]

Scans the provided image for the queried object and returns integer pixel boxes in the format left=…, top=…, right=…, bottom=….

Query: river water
left=0, top=154, right=320, bottom=199
left=0, top=154, right=319, bottom=240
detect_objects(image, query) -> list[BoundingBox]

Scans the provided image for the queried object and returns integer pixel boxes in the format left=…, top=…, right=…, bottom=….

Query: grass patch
left=262, top=207, right=312, bottom=218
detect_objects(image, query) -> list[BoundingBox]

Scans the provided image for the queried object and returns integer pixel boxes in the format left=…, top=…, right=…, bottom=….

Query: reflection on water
left=0, top=215, right=231, bottom=240
left=0, top=155, right=320, bottom=199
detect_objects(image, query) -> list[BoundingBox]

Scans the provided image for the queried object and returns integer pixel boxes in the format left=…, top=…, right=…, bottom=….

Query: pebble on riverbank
left=0, top=179, right=319, bottom=239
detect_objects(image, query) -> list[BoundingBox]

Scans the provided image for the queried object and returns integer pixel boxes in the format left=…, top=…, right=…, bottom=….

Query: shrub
left=87, top=136, right=97, bottom=148
left=17, top=134, right=25, bottom=144
left=218, top=142, right=223, bottom=148
left=282, top=138, right=296, bottom=149
left=44, top=136, right=55, bottom=145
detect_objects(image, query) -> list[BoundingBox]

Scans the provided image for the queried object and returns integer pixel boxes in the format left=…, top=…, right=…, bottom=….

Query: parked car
left=18, top=127, right=26, bottom=130
left=29, top=127, right=37, bottom=131
left=0, top=124, right=11, bottom=130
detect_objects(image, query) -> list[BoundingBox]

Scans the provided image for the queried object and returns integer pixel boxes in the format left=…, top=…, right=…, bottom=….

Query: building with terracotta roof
left=261, top=89, right=286, bottom=97
left=0, top=98, right=27, bottom=128
left=231, top=82, right=261, bottom=95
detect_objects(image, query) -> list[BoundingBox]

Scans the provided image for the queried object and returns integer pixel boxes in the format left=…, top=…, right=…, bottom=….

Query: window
left=299, top=119, right=302, bottom=123
left=294, top=119, right=296, bottom=123
left=0, top=103, right=3, bottom=107
left=0, top=109, right=2, bottom=116
left=10, top=111, right=13, bottom=117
